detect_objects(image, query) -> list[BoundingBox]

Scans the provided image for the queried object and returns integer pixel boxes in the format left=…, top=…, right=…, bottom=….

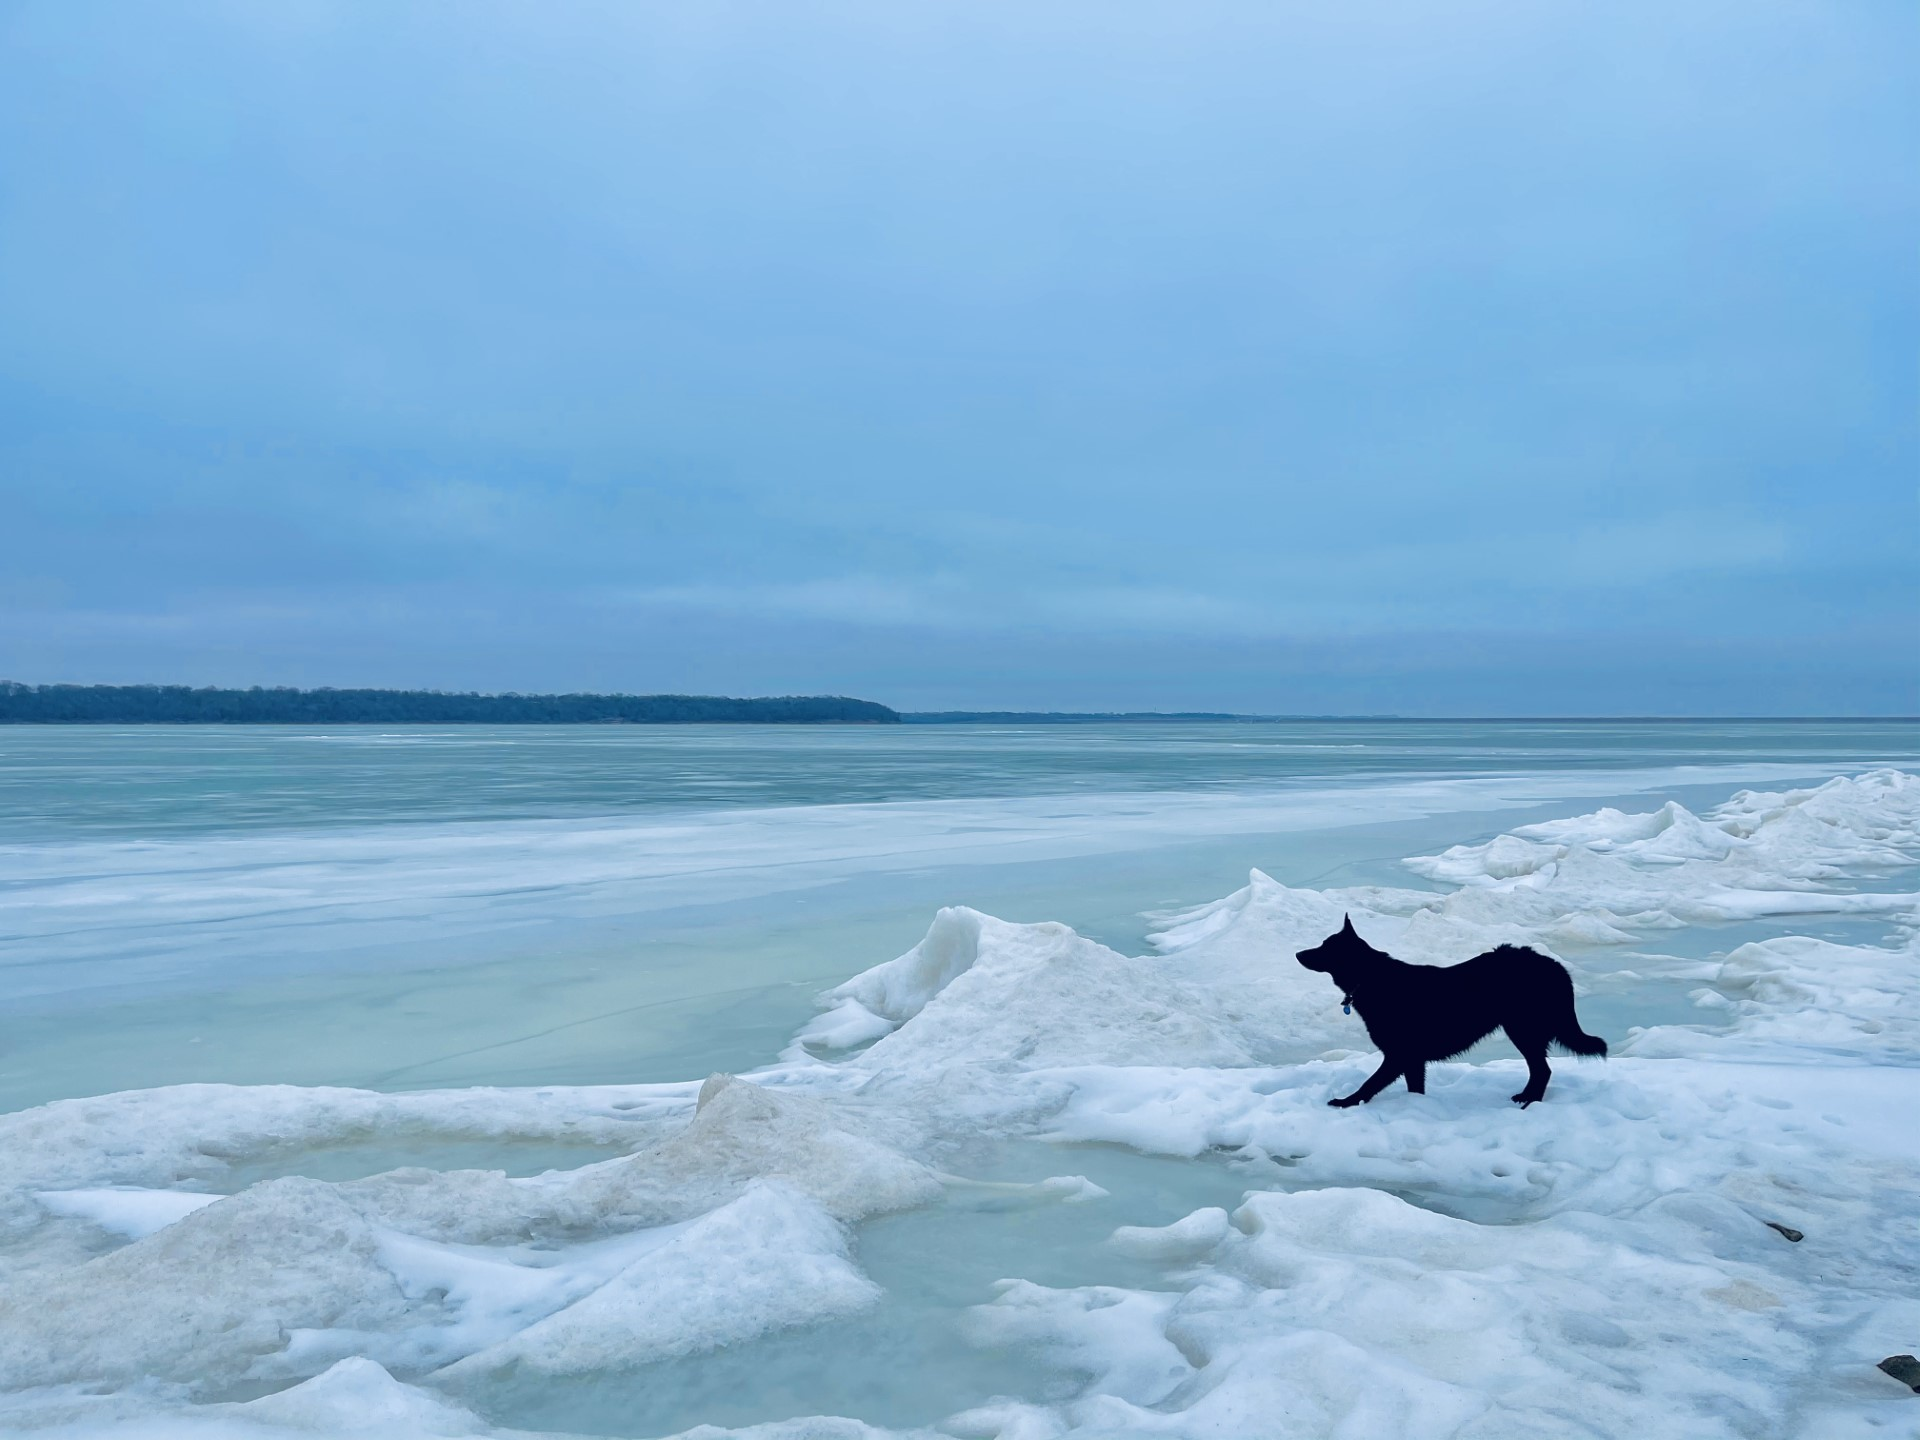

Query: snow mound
left=1628, top=932, right=1920, bottom=1062
left=234, top=1356, right=487, bottom=1435
left=439, top=1181, right=877, bottom=1378
left=830, top=907, right=1259, bottom=1077
left=0, top=1077, right=931, bottom=1396
left=1407, top=770, right=1920, bottom=931
left=0, top=1175, right=408, bottom=1389
left=347, top=1073, right=938, bottom=1245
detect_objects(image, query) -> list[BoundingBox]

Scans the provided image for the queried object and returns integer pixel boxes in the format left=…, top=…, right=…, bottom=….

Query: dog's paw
left=1511, top=1093, right=1539, bottom=1108
left=1327, top=1094, right=1362, bottom=1108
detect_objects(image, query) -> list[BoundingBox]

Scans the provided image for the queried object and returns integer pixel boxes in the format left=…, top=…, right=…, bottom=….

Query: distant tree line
left=0, top=684, right=900, bottom=725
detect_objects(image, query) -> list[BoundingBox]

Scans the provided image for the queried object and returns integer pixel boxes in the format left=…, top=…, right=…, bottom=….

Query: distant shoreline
left=0, top=684, right=899, bottom=725
left=0, top=685, right=1908, bottom=724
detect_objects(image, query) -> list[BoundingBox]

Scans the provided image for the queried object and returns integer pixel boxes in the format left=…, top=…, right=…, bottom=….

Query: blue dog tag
left=1342, top=1001, right=1352, bottom=1015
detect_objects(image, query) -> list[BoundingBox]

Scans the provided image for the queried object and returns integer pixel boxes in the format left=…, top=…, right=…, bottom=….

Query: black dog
left=1295, top=916, right=1606, bottom=1108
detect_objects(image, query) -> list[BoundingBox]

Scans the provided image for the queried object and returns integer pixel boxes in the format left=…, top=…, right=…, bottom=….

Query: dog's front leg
left=1329, top=1057, right=1402, bottom=1108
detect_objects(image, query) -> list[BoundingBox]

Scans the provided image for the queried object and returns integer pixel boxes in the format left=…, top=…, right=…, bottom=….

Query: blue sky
left=1, top=2, right=1913, bottom=714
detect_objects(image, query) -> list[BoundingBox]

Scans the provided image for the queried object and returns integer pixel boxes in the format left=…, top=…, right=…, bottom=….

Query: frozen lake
left=0, top=720, right=1916, bottom=1438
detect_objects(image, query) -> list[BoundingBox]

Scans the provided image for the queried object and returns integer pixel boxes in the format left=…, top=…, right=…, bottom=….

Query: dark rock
left=1879, top=1355, right=1920, bottom=1393
left=1764, top=1221, right=1803, bottom=1243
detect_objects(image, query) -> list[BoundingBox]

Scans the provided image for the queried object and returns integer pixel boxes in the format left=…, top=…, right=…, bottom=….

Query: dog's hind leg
left=1403, top=1060, right=1427, bottom=1095
left=1329, top=1056, right=1404, bottom=1108
left=1508, top=1032, right=1551, bottom=1107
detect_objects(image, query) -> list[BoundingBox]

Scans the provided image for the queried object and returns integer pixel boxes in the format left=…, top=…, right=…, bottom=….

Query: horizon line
left=1, top=682, right=1913, bottom=724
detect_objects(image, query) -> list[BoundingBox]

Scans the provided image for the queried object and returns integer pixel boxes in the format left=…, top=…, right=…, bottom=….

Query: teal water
left=0, top=720, right=1913, bottom=1113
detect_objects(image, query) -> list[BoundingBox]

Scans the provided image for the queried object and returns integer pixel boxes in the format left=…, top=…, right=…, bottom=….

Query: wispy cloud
left=606, top=577, right=1286, bottom=636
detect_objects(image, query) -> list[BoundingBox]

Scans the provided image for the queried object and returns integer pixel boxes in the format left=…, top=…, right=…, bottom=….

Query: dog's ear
left=1340, top=913, right=1356, bottom=935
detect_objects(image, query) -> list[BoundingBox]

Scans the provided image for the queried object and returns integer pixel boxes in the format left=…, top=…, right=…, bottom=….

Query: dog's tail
left=1557, top=1024, right=1608, bottom=1057
left=1549, top=961, right=1608, bottom=1056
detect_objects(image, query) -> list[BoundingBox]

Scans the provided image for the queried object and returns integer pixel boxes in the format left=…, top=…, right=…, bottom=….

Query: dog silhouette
left=1296, top=916, right=1606, bottom=1108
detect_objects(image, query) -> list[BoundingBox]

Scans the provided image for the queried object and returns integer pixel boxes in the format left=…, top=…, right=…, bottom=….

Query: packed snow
left=2, top=771, right=1917, bottom=1438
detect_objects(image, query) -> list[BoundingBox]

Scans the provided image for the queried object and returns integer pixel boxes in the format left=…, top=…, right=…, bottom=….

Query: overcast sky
left=1, top=1, right=1913, bottom=714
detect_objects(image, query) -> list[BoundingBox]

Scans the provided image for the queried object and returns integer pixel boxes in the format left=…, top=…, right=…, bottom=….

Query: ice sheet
left=0, top=760, right=1865, bottom=1004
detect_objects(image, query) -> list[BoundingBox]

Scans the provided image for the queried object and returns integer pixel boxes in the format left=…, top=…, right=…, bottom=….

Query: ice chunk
left=233, top=1355, right=487, bottom=1435
left=0, top=1177, right=407, bottom=1390
left=962, top=1280, right=1191, bottom=1407
left=1108, top=1206, right=1232, bottom=1262
left=825, top=907, right=994, bottom=1024
left=334, top=1075, right=939, bottom=1247
left=793, top=997, right=896, bottom=1052
left=439, top=1181, right=878, bottom=1377
left=839, top=909, right=1258, bottom=1078
left=579, top=1074, right=939, bottom=1223
left=1029, top=1174, right=1109, bottom=1203
left=0, top=1356, right=510, bottom=1437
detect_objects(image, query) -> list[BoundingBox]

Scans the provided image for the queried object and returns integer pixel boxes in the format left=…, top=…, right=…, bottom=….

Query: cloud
left=611, top=578, right=968, bottom=630
left=1549, top=512, right=1792, bottom=588
left=605, top=578, right=1270, bottom=636
left=378, top=479, right=525, bottom=540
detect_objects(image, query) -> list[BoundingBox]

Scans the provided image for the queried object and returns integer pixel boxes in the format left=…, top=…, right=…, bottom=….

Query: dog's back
left=1445, top=944, right=1607, bottom=1058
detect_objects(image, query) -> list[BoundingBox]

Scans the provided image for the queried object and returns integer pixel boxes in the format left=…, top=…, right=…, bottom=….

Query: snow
left=435, top=1182, right=878, bottom=1379
left=954, top=1184, right=1811, bottom=1439
left=826, top=907, right=1261, bottom=1076
left=1629, top=932, right=1920, bottom=1062
left=0, top=1080, right=696, bottom=1193
left=1, top=768, right=1917, bottom=1438
left=33, top=1186, right=220, bottom=1239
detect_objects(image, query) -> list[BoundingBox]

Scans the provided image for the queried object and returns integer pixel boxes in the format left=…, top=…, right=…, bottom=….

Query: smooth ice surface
left=2, top=725, right=1918, bottom=1439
